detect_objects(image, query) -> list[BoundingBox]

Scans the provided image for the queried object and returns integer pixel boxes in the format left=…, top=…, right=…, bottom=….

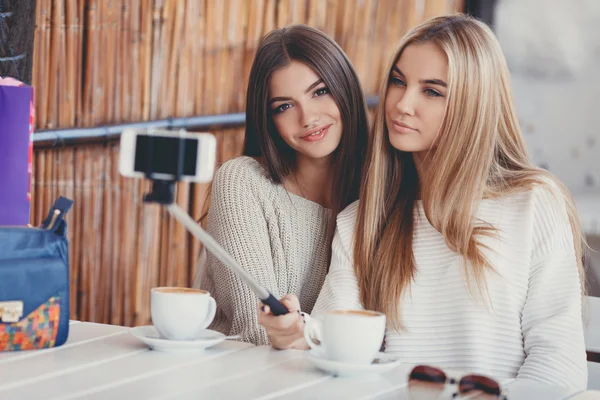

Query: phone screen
left=134, top=134, right=198, bottom=177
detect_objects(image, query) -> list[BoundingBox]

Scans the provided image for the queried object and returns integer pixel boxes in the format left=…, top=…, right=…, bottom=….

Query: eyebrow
left=269, top=78, right=325, bottom=104
left=392, top=65, right=447, bottom=88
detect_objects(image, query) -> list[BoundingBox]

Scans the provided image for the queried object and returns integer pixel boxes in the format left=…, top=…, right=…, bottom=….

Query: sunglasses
left=409, top=365, right=507, bottom=399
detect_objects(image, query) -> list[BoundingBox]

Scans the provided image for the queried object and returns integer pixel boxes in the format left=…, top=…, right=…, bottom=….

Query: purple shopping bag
left=0, top=77, right=34, bottom=225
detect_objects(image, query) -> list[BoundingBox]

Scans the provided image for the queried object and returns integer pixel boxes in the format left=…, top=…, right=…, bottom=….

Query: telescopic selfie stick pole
left=141, top=134, right=289, bottom=316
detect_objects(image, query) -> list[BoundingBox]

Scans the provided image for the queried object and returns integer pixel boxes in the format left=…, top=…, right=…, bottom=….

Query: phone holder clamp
left=141, top=133, right=186, bottom=205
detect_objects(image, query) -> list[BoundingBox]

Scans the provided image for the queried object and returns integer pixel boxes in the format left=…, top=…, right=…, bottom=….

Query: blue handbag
left=0, top=196, right=73, bottom=351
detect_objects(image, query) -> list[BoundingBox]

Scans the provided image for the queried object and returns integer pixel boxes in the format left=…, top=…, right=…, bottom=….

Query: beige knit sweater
left=195, top=156, right=331, bottom=346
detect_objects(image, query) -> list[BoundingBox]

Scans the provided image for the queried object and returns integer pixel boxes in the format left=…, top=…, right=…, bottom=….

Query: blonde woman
left=258, top=14, right=588, bottom=391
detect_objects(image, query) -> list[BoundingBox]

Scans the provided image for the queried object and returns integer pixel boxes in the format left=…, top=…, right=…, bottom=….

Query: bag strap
left=41, top=196, right=74, bottom=234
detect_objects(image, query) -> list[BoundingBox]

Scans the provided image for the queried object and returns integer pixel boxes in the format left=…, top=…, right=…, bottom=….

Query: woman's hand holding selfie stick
left=258, top=294, right=309, bottom=350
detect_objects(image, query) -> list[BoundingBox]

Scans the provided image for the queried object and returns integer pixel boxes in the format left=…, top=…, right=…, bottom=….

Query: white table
left=0, top=322, right=597, bottom=400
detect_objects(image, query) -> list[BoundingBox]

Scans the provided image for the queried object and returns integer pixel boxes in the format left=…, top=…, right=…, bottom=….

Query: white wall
left=495, top=0, right=600, bottom=196
left=495, top=0, right=600, bottom=295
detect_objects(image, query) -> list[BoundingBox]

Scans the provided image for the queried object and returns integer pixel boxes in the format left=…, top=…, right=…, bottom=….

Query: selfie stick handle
left=165, top=203, right=289, bottom=316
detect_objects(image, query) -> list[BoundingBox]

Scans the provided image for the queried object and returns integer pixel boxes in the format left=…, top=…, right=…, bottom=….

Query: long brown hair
left=201, top=25, right=369, bottom=237
left=354, top=14, right=587, bottom=329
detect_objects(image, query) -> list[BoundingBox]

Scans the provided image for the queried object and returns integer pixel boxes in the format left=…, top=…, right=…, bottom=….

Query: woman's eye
left=314, top=87, right=331, bottom=97
left=424, top=88, right=443, bottom=97
left=389, top=77, right=405, bottom=86
left=273, top=103, right=292, bottom=114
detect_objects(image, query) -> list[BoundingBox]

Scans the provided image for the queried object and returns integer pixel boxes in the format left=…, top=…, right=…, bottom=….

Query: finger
left=280, top=294, right=300, bottom=309
left=259, top=310, right=300, bottom=330
left=257, top=303, right=270, bottom=313
left=260, top=311, right=300, bottom=330
left=281, top=293, right=298, bottom=301
left=280, top=299, right=299, bottom=312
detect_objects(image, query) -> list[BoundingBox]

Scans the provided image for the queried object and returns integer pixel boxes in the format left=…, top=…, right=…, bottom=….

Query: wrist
left=293, top=337, right=310, bottom=351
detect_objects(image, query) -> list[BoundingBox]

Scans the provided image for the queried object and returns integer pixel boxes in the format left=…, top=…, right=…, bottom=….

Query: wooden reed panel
left=32, top=0, right=45, bottom=127
left=121, top=0, right=134, bottom=121
left=31, top=129, right=242, bottom=324
left=81, top=1, right=96, bottom=126
left=31, top=0, right=463, bottom=326
left=192, top=0, right=207, bottom=116
left=33, top=150, right=46, bottom=227
left=61, top=148, right=76, bottom=314
left=79, top=148, right=92, bottom=319
left=110, top=145, right=124, bottom=325
left=73, top=148, right=86, bottom=318
left=32, top=0, right=462, bottom=130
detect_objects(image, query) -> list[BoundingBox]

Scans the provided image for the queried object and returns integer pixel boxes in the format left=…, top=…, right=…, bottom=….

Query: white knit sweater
left=312, top=186, right=587, bottom=391
left=196, top=156, right=331, bottom=346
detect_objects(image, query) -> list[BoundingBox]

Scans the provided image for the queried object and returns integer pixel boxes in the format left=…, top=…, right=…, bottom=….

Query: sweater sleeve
left=312, top=202, right=363, bottom=315
left=197, top=158, right=276, bottom=346
left=517, top=185, right=587, bottom=391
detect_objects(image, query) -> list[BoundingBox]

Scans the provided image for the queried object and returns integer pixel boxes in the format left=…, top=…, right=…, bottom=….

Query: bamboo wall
left=31, top=0, right=463, bottom=326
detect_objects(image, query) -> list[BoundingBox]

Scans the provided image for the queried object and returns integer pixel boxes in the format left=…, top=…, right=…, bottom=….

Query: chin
left=296, top=134, right=342, bottom=160
left=388, top=136, right=428, bottom=153
left=300, top=146, right=339, bottom=160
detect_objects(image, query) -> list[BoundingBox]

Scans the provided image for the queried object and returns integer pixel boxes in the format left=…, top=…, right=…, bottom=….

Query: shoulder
left=498, top=176, right=574, bottom=259
left=493, top=176, right=570, bottom=221
left=337, top=200, right=360, bottom=225
left=530, top=178, right=570, bottom=218
left=212, top=156, right=279, bottom=198
left=529, top=178, right=574, bottom=253
left=210, top=156, right=278, bottom=210
left=506, top=177, right=570, bottom=224
left=335, top=200, right=360, bottom=250
left=213, top=156, right=271, bottom=187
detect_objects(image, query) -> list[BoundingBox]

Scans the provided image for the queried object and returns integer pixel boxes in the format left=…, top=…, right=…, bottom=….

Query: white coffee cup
left=304, top=309, right=386, bottom=365
left=150, top=287, right=216, bottom=340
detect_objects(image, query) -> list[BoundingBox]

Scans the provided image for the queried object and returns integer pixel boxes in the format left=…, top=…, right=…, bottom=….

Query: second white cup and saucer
left=131, top=287, right=228, bottom=352
left=303, top=309, right=402, bottom=378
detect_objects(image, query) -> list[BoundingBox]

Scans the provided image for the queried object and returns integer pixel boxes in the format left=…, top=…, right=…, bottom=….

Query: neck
left=287, top=153, right=335, bottom=208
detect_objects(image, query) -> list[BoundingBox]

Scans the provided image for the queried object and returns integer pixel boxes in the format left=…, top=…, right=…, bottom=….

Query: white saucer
left=130, top=325, right=226, bottom=352
left=306, top=350, right=402, bottom=378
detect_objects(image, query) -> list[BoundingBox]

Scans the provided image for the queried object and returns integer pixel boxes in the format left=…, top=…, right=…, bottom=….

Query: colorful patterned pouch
left=0, top=196, right=73, bottom=351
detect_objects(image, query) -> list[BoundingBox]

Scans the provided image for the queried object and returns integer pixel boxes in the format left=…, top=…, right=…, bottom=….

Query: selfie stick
left=141, top=133, right=289, bottom=316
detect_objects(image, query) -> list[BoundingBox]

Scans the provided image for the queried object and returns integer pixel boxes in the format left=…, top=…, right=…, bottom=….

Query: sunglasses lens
left=409, top=366, right=448, bottom=400
left=409, top=365, right=447, bottom=384
left=459, top=375, right=502, bottom=397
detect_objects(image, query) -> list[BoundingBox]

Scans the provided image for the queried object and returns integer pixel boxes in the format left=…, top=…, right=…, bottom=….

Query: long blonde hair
left=354, top=14, right=587, bottom=329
